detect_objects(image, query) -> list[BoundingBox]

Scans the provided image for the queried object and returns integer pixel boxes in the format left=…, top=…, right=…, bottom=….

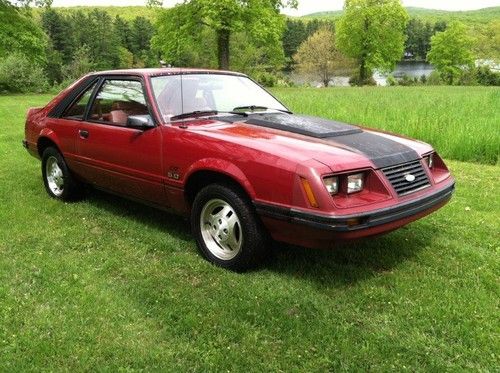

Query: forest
left=0, top=1, right=499, bottom=93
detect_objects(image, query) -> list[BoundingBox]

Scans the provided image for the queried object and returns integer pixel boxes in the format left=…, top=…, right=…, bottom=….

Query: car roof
left=88, top=67, right=247, bottom=78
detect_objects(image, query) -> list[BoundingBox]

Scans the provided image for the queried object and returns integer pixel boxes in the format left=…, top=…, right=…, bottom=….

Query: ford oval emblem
left=405, top=174, right=416, bottom=182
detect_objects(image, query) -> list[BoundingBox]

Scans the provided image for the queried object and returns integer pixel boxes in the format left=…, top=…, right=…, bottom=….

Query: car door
left=73, top=77, right=168, bottom=207
left=48, top=78, right=100, bottom=168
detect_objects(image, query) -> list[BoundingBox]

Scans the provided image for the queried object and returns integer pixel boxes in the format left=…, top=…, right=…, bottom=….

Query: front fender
left=184, top=158, right=257, bottom=199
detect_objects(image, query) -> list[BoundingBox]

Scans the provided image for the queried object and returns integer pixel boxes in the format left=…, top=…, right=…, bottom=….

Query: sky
left=50, top=0, right=500, bottom=15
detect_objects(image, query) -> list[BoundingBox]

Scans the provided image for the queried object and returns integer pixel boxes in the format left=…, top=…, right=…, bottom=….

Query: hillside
left=302, top=6, right=500, bottom=24
left=36, top=5, right=500, bottom=25
left=35, top=6, right=158, bottom=21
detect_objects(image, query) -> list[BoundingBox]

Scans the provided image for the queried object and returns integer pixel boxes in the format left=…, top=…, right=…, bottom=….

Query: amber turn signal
left=300, top=177, right=319, bottom=208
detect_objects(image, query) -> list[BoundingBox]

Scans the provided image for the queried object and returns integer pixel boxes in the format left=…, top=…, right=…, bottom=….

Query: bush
left=253, top=72, right=294, bottom=88
left=456, top=68, right=478, bottom=86
left=349, top=74, right=377, bottom=86
left=423, top=67, right=499, bottom=86
left=0, top=54, right=49, bottom=93
left=476, top=66, right=500, bottom=86
left=386, top=74, right=397, bottom=86
left=254, top=72, right=279, bottom=87
left=426, top=71, right=444, bottom=85
left=397, top=74, right=416, bottom=86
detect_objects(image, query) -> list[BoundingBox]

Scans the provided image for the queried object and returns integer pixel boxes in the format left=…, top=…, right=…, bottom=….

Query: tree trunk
left=359, top=17, right=370, bottom=85
left=217, top=29, right=230, bottom=70
left=359, top=58, right=367, bottom=82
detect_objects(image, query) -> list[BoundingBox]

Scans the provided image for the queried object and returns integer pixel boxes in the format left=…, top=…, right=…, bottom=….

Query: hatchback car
left=24, top=68, right=455, bottom=270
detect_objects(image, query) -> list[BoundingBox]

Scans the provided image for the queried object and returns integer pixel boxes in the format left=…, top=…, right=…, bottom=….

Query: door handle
left=79, top=130, right=89, bottom=139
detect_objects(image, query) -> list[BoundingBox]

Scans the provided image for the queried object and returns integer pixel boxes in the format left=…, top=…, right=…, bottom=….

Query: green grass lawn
left=0, top=92, right=499, bottom=371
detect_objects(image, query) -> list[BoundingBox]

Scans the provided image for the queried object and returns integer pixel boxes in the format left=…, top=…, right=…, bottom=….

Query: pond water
left=374, top=61, right=435, bottom=85
left=288, top=61, right=435, bottom=87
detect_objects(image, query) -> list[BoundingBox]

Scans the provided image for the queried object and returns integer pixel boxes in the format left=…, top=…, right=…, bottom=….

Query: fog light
left=323, top=176, right=339, bottom=195
left=347, top=173, right=364, bottom=194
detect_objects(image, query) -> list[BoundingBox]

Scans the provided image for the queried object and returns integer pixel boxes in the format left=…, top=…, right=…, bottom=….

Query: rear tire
left=41, top=147, right=82, bottom=201
left=191, top=183, right=268, bottom=271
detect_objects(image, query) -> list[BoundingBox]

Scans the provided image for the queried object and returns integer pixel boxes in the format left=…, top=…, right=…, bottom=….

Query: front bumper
left=255, top=180, right=455, bottom=233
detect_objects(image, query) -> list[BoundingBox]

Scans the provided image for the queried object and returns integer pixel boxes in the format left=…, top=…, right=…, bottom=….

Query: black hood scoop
left=243, top=112, right=362, bottom=138
left=217, top=112, right=420, bottom=168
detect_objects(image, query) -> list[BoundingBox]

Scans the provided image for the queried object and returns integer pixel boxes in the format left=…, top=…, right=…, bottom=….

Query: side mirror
left=127, top=115, right=155, bottom=130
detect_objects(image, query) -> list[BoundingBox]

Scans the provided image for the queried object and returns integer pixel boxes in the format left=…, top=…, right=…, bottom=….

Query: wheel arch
left=37, top=130, right=61, bottom=157
left=184, top=159, right=256, bottom=206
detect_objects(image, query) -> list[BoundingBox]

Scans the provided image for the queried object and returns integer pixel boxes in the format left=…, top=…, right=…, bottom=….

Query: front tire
left=41, top=147, right=82, bottom=201
left=191, top=184, right=268, bottom=271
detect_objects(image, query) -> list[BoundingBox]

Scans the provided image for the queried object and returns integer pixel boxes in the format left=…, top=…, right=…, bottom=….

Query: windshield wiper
left=170, top=110, right=247, bottom=121
left=232, top=105, right=292, bottom=114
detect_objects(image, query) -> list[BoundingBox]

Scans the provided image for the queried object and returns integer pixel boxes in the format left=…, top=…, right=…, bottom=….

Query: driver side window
left=89, top=79, right=149, bottom=126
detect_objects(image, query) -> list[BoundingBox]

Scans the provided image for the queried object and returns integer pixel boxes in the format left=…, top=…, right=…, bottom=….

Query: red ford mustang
left=24, top=68, right=455, bottom=270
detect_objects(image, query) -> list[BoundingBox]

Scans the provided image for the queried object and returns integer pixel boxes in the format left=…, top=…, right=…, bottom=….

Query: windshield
left=151, top=74, right=288, bottom=121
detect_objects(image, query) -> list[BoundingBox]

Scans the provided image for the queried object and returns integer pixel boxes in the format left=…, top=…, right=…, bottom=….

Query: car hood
left=184, top=112, right=432, bottom=171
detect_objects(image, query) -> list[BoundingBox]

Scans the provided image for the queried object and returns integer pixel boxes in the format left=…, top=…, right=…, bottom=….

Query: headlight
left=426, top=153, right=434, bottom=168
left=323, top=176, right=339, bottom=195
left=347, top=173, right=364, bottom=194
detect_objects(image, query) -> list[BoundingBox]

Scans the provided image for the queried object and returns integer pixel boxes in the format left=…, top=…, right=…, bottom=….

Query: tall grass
left=273, top=86, right=500, bottom=165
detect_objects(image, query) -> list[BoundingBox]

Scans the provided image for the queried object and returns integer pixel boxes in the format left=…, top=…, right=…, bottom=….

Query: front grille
left=382, top=160, right=431, bottom=196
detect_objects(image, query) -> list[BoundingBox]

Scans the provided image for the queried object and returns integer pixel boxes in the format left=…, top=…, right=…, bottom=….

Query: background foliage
left=294, top=26, right=354, bottom=87
left=427, top=22, right=474, bottom=85
left=0, top=2, right=499, bottom=92
left=336, top=0, right=409, bottom=82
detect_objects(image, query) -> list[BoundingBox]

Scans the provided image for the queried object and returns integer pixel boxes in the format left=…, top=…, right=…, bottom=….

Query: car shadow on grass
left=85, top=188, right=193, bottom=243
left=264, top=223, right=435, bottom=288
left=85, top=187, right=434, bottom=287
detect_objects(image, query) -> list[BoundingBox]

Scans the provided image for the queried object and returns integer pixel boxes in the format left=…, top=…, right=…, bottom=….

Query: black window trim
left=83, top=75, right=158, bottom=128
left=49, top=76, right=100, bottom=119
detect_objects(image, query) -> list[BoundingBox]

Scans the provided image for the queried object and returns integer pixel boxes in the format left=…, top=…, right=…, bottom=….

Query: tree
left=5, top=0, right=51, bottom=6
left=114, top=15, right=133, bottom=52
left=427, top=22, right=474, bottom=85
left=0, top=0, right=47, bottom=64
left=434, top=21, right=447, bottom=33
left=231, top=29, right=286, bottom=75
left=68, top=9, right=121, bottom=70
left=41, top=8, right=74, bottom=63
left=405, top=19, right=436, bottom=61
left=62, top=45, right=93, bottom=81
left=44, top=46, right=63, bottom=85
left=152, top=7, right=217, bottom=68
left=130, top=16, right=154, bottom=55
left=294, top=27, right=353, bottom=87
left=336, top=0, right=409, bottom=84
left=282, top=19, right=307, bottom=67
left=90, top=10, right=121, bottom=69
left=150, top=0, right=297, bottom=70
left=473, top=20, right=500, bottom=63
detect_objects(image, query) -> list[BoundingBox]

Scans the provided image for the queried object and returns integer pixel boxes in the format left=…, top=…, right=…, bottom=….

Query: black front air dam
left=254, top=181, right=455, bottom=232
